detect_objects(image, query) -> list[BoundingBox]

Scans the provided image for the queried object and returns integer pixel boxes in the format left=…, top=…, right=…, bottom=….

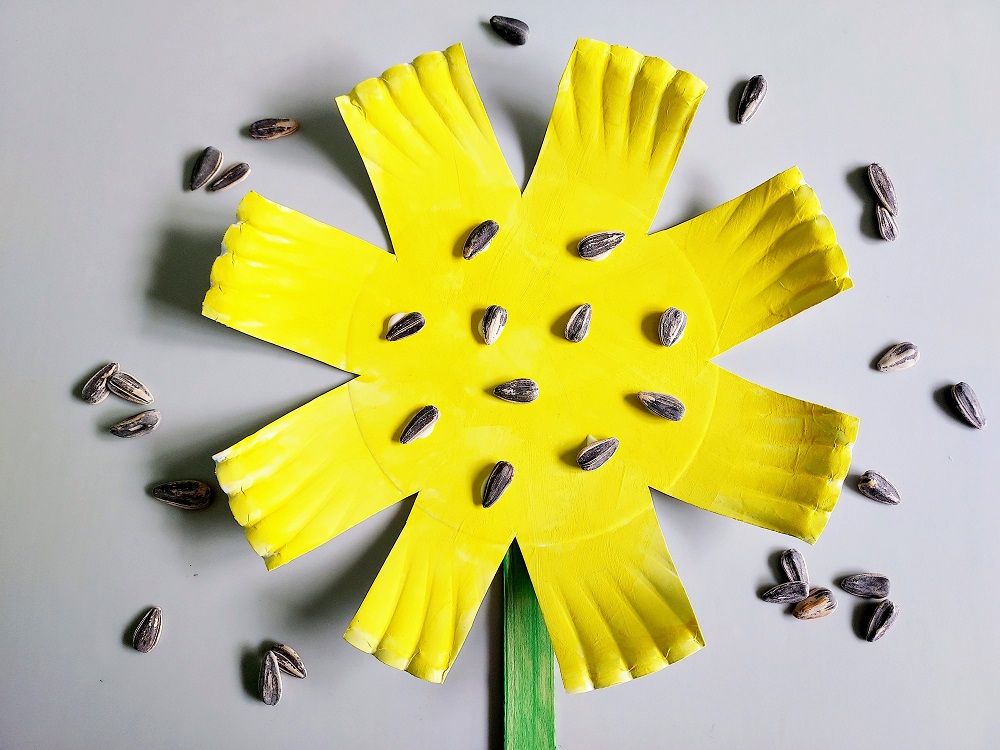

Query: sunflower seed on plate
left=876, top=342, right=919, bottom=372
left=482, top=461, right=514, bottom=508
left=271, top=644, right=307, bottom=679
left=780, top=549, right=809, bottom=585
left=132, top=606, right=162, bottom=653
left=82, top=362, right=118, bottom=404
left=189, top=146, right=223, bottom=190
left=868, top=163, right=898, bottom=215
left=761, top=580, right=809, bottom=604
left=385, top=312, right=425, bottom=341
left=737, top=75, right=767, bottom=124
left=249, top=118, right=299, bottom=140
left=493, top=378, right=539, bottom=403
left=260, top=651, right=282, bottom=706
left=577, top=231, right=625, bottom=261
left=565, top=304, right=592, bottom=342
left=876, top=204, right=898, bottom=241
left=108, top=371, right=154, bottom=405
left=841, top=573, right=890, bottom=599
left=207, top=162, right=250, bottom=192
left=463, top=220, right=499, bottom=259
left=489, top=15, right=529, bottom=45
left=658, top=307, right=687, bottom=347
left=858, top=470, right=900, bottom=505
left=151, top=480, right=214, bottom=510
left=577, top=437, right=619, bottom=471
left=400, top=405, right=440, bottom=444
left=480, top=305, right=508, bottom=345
left=866, top=599, right=898, bottom=642
left=951, top=382, right=986, bottom=429
left=792, top=588, right=837, bottom=620
left=637, top=391, right=685, bottom=421
left=110, top=410, right=161, bottom=438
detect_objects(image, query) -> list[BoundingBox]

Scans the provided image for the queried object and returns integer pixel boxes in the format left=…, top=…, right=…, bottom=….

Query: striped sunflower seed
left=249, top=118, right=299, bottom=140
left=400, top=406, right=440, bottom=444
left=207, top=162, right=250, bottom=192
left=841, top=573, right=890, bottom=599
left=82, top=362, right=118, bottom=404
left=110, top=410, right=161, bottom=438
left=271, top=644, right=307, bottom=679
left=866, top=599, right=898, bottom=642
left=480, top=305, right=508, bottom=345
left=151, top=480, right=214, bottom=510
left=761, top=580, right=808, bottom=604
left=565, top=304, right=592, bottom=342
left=876, top=204, right=898, bottom=241
left=260, top=651, right=282, bottom=706
left=951, top=382, right=986, bottom=429
left=109, top=371, right=154, bottom=405
left=780, top=549, right=809, bottom=585
left=132, top=606, right=162, bottom=653
left=463, top=220, right=499, bottom=259
left=577, top=231, right=625, bottom=261
left=577, top=437, right=619, bottom=471
left=482, top=461, right=514, bottom=508
left=637, top=391, right=685, bottom=421
left=189, top=146, right=223, bottom=190
left=386, top=312, right=425, bottom=341
left=494, top=378, right=539, bottom=403
left=658, top=307, right=687, bottom=347
left=858, top=470, right=900, bottom=505
left=877, top=342, right=919, bottom=372
left=489, top=15, right=529, bottom=45
left=868, top=163, right=898, bottom=216
left=737, top=75, right=767, bottom=124
left=793, top=588, right=837, bottom=620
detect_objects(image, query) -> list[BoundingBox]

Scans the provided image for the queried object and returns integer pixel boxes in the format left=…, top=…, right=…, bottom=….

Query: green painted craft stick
left=503, top=543, right=555, bottom=750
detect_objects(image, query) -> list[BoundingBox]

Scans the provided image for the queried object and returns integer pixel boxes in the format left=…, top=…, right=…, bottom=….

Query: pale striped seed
left=637, top=391, right=685, bottom=421
left=151, top=480, right=214, bottom=510
left=780, top=549, right=809, bottom=585
left=858, top=470, right=900, bottom=505
left=489, top=15, right=529, bottom=45
left=480, top=305, right=508, bottom=345
left=272, top=644, right=306, bottom=679
left=494, top=378, right=539, bottom=403
left=82, top=362, right=118, bottom=404
left=189, top=146, right=223, bottom=190
left=482, top=461, right=514, bottom=508
left=249, top=118, right=299, bottom=140
left=877, top=342, right=919, bottom=372
left=207, top=162, right=250, bottom=192
left=737, top=75, right=767, bottom=124
left=463, top=220, right=499, bottom=259
left=577, top=231, right=624, bottom=261
left=386, top=312, right=425, bottom=341
left=132, top=607, right=162, bottom=653
left=565, top=304, right=592, bottom=342
left=400, top=406, right=440, bottom=444
left=658, top=307, right=687, bottom=347
left=109, top=371, right=154, bottom=405
left=761, top=581, right=808, bottom=604
left=110, top=410, right=161, bottom=438
left=876, top=204, right=898, bottom=241
left=866, top=600, right=898, bottom=642
left=841, top=573, right=890, bottom=599
left=868, top=163, right=898, bottom=216
left=792, top=588, right=837, bottom=620
left=577, top=437, right=619, bottom=471
left=951, top=382, right=986, bottom=429
left=260, top=651, right=282, bottom=706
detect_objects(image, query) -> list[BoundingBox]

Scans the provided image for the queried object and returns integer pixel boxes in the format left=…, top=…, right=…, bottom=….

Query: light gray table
left=2, top=2, right=997, bottom=748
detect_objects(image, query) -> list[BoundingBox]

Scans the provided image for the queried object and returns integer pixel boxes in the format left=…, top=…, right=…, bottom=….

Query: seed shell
left=207, top=162, right=250, bottom=192
left=761, top=580, right=808, bottom=604
left=385, top=312, right=425, bottom=341
left=260, top=651, right=282, bottom=706
left=792, top=588, right=837, bottom=620
left=866, top=599, right=898, bottom=642
left=637, top=391, right=685, bottom=421
left=868, top=163, right=898, bottom=215
left=132, top=606, right=162, bottom=653
left=482, top=461, right=514, bottom=508
left=876, top=204, right=898, bottom=241
left=151, top=480, right=214, bottom=510
left=480, top=305, right=508, bottom=345
left=110, top=410, right=161, bottom=438
left=876, top=342, right=919, bottom=372
left=189, top=146, right=224, bottom=190
left=658, top=307, right=687, bottom=347
left=780, top=549, right=809, bottom=585
left=858, top=470, right=900, bottom=505
left=577, top=231, right=625, bottom=261
left=565, top=304, right=592, bottom=342
left=463, top=220, right=499, bottom=259
left=108, top=371, right=154, bottom=405
left=577, top=437, right=619, bottom=471
left=249, top=118, right=299, bottom=140
left=951, top=382, right=986, bottom=429
left=82, top=362, right=118, bottom=404
left=493, top=378, right=539, bottom=403
left=271, top=644, right=306, bottom=679
left=737, top=75, right=767, bottom=124
left=841, top=573, right=890, bottom=599
left=400, top=405, right=440, bottom=444
left=489, top=15, right=529, bottom=45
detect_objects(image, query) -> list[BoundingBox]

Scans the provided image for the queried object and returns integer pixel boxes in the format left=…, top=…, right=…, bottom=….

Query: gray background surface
left=2, top=1, right=998, bottom=748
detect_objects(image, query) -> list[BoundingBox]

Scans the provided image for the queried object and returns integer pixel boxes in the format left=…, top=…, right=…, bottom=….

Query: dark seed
left=866, top=599, right=898, bottom=642
left=110, top=410, right=161, bottom=438
left=858, top=470, right=900, bottom=505
left=108, top=371, right=154, bottom=405
left=780, top=549, right=809, bottom=585
left=841, top=573, right=890, bottom=599
left=386, top=312, right=425, bottom=341
left=577, top=437, right=619, bottom=471
left=482, top=461, right=514, bottom=508
left=737, top=75, right=767, bottom=124
left=868, top=163, right=898, bottom=216
left=658, top=308, right=687, bottom=347
left=637, top=391, right=685, bottom=421
left=82, top=362, right=118, bottom=404
left=489, top=15, right=529, bottom=45
left=271, top=644, right=306, bottom=679
left=480, top=305, right=508, bottom=345
left=493, top=378, right=539, bottom=403
left=249, top=118, right=299, bottom=140
left=400, top=406, right=440, bottom=444
left=132, top=606, right=162, bottom=653
left=792, top=588, right=837, bottom=620
left=151, top=480, right=214, bottom=510
left=577, top=231, right=625, bottom=261
left=876, top=204, right=898, bottom=241
left=565, top=304, right=592, bottom=342
left=463, top=220, right=499, bottom=259
left=260, top=651, right=282, bottom=706
left=189, top=146, right=223, bottom=190
left=207, top=162, right=250, bottom=192
left=761, top=580, right=808, bottom=604
left=951, top=382, right=986, bottom=429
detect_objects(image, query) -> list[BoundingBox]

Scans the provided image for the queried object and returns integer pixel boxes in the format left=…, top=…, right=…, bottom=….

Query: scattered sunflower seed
left=658, top=307, right=687, bottom=347
left=493, top=378, right=539, bottom=403
left=108, top=371, right=154, bottom=405
left=400, top=405, right=440, bottom=444
left=151, top=480, right=214, bottom=510
left=577, top=231, right=625, bottom=261
left=482, top=461, right=514, bottom=508
left=463, top=220, right=499, bottom=259
left=565, top=304, right=592, bottom=343
left=841, top=573, right=890, bottom=599
left=737, top=75, right=767, bottom=124
left=132, top=606, right=162, bottom=653
left=271, top=644, right=306, bottom=679
left=876, top=342, right=919, bottom=372
left=260, top=650, right=282, bottom=706
left=951, top=382, right=986, bottom=429
left=780, top=549, right=809, bottom=585
left=792, top=588, right=837, bottom=620
left=480, top=305, right=508, bottom=345
left=577, top=437, right=619, bottom=471
left=189, top=146, right=224, bottom=190
left=386, top=312, right=425, bottom=341
left=761, top=580, right=809, bottom=604
left=82, top=362, right=118, bottom=404
left=489, top=15, right=529, bottom=45
left=110, top=410, right=161, bottom=438
left=637, top=391, right=685, bottom=421
left=249, top=118, right=300, bottom=140
left=868, top=163, right=898, bottom=216
left=207, top=162, right=250, bottom=192
left=866, top=599, right=898, bottom=642
left=858, top=470, right=900, bottom=506
left=876, top=204, right=898, bottom=241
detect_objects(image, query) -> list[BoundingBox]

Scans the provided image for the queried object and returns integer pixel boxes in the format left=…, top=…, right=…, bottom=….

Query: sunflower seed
left=110, top=410, right=161, bottom=438
left=463, top=220, right=499, bottom=259
left=151, top=480, right=214, bottom=510
left=271, top=644, right=306, bottom=679
left=400, top=405, right=440, bottom=444
left=876, top=204, right=898, bottom=241
left=792, top=588, right=837, bottom=620
left=737, top=75, right=767, bottom=124
left=249, top=118, right=300, bottom=140
left=207, top=162, right=250, bottom=192
left=82, top=362, right=118, bottom=404
left=480, top=305, right=508, bottom=345
left=386, top=312, right=425, bottom=341
left=132, top=606, right=162, bottom=653
left=876, top=342, right=919, bottom=372
left=637, top=391, right=685, bottom=421
left=493, top=378, right=539, bottom=403
left=108, top=371, right=154, bottom=405
left=577, top=437, right=619, bottom=471
left=189, top=146, right=223, bottom=190
left=482, top=461, right=514, bottom=508
left=260, top=651, right=282, bottom=706
left=565, top=304, right=592, bottom=342
left=658, top=307, right=687, bottom=347
left=858, top=470, right=900, bottom=505
left=866, top=599, right=898, bottom=642
left=489, top=15, right=529, bottom=45
left=868, top=163, right=898, bottom=215
left=841, top=573, right=890, bottom=599
left=951, top=382, right=986, bottom=429
left=761, top=580, right=809, bottom=603
left=780, top=549, right=809, bottom=585
left=577, top=231, right=625, bottom=261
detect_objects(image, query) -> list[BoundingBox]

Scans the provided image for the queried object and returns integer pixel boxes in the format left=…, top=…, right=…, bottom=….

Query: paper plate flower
left=203, top=38, right=858, bottom=693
